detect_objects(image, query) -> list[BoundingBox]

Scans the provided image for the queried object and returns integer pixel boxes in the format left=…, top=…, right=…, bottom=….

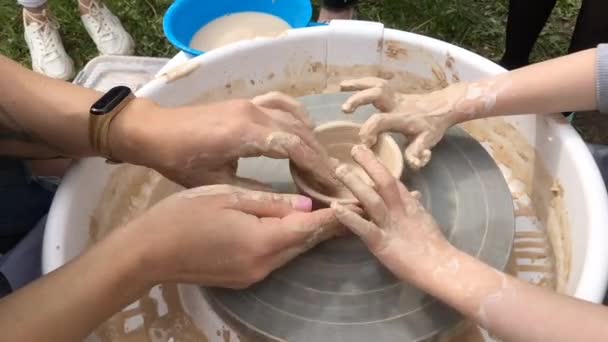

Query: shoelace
left=82, top=0, right=114, bottom=42
left=27, top=11, right=61, bottom=62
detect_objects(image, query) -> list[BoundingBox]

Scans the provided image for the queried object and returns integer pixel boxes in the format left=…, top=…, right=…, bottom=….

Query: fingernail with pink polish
left=293, top=196, right=313, bottom=211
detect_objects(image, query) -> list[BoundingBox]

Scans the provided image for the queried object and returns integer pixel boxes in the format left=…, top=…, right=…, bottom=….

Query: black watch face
left=90, top=86, right=132, bottom=116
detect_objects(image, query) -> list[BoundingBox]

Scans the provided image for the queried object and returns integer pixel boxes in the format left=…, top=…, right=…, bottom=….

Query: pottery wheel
left=203, top=92, right=515, bottom=341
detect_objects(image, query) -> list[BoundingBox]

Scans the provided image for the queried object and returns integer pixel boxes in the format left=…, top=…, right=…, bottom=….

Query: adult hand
left=112, top=92, right=337, bottom=189
left=340, top=78, right=477, bottom=170
left=133, top=185, right=342, bottom=288
left=330, top=144, right=451, bottom=281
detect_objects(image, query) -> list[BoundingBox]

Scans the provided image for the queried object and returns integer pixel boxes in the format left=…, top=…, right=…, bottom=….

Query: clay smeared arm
left=418, top=250, right=608, bottom=342
left=465, top=48, right=597, bottom=120
left=340, top=48, right=598, bottom=170
left=333, top=145, right=608, bottom=342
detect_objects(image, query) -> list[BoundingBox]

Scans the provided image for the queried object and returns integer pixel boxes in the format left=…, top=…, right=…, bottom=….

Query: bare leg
left=22, top=2, right=48, bottom=23
left=77, top=0, right=97, bottom=15
left=569, top=0, right=608, bottom=53
left=500, top=0, right=558, bottom=70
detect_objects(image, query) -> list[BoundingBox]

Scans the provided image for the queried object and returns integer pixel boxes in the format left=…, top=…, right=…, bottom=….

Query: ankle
left=318, top=7, right=355, bottom=22
left=78, top=0, right=102, bottom=15
left=23, top=6, right=50, bottom=24
left=23, top=3, right=47, bottom=13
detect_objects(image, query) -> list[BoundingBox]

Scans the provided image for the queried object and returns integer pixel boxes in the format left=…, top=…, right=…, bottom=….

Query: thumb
left=267, top=208, right=341, bottom=268
left=359, top=113, right=405, bottom=146
left=331, top=202, right=385, bottom=251
left=230, top=190, right=313, bottom=218
left=270, top=208, right=339, bottom=251
left=180, top=185, right=312, bottom=217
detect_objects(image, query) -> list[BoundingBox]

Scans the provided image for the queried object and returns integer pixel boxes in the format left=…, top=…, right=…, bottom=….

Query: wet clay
left=292, top=122, right=402, bottom=204
left=96, top=284, right=208, bottom=342
left=323, top=142, right=372, bottom=197
left=89, top=63, right=568, bottom=342
left=90, top=166, right=208, bottom=342
left=190, top=12, right=291, bottom=52
left=461, top=118, right=570, bottom=292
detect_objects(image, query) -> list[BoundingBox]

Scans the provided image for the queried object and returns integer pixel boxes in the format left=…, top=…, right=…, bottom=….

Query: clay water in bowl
left=290, top=121, right=404, bottom=206
left=163, top=0, right=314, bottom=55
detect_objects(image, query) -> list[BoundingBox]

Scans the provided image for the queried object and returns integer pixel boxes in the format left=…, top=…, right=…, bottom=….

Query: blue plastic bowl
left=164, top=0, right=315, bottom=56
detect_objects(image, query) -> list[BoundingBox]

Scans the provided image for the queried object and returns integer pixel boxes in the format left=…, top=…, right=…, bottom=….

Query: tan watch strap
left=88, top=91, right=135, bottom=163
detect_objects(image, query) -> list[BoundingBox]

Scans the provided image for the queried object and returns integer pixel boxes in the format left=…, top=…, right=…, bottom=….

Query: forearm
left=0, top=55, right=101, bottom=158
left=0, top=224, right=154, bottom=341
left=454, top=48, right=597, bottom=122
left=0, top=55, right=156, bottom=161
left=407, top=245, right=608, bottom=342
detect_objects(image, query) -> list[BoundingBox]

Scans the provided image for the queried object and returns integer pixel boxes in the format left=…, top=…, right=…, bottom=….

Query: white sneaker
left=80, top=1, right=134, bottom=55
left=23, top=9, right=74, bottom=80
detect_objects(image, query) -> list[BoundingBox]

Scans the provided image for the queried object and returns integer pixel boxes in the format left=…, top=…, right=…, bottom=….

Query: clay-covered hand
left=340, top=77, right=478, bottom=170
left=123, top=92, right=336, bottom=189
left=134, top=185, right=342, bottom=288
left=331, top=144, right=451, bottom=281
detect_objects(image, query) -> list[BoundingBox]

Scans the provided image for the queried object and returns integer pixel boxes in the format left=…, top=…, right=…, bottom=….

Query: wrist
left=447, top=82, right=490, bottom=124
left=124, top=213, right=181, bottom=285
left=400, top=240, right=459, bottom=287
left=113, top=219, right=167, bottom=288
left=109, top=97, right=162, bottom=165
left=86, top=222, right=158, bottom=299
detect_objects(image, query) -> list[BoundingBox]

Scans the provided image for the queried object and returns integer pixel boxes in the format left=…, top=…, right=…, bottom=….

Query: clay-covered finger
left=360, top=113, right=429, bottom=147
left=239, top=127, right=337, bottom=188
left=253, top=91, right=314, bottom=128
left=265, top=131, right=337, bottom=187
left=243, top=208, right=340, bottom=280
left=271, top=208, right=339, bottom=252
left=255, top=111, right=340, bottom=189
left=359, top=113, right=405, bottom=146
left=396, top=182, right=424, bottom=215
left=334, top=163, right=389, bottom=226
left=340, top=77, right=390, bottom=92
left=350, top=144, right=402, bottom=208
left=331, top=202, right=385, bottom=250
left=264, top=109, right=327, bottom=160
left=182, top=185, right=312, bottom=217
left=231, top=191, right=313, bottom=217
left=403, top=130, right=443, bottom=170
left=341, top=87, right=396, bottom=113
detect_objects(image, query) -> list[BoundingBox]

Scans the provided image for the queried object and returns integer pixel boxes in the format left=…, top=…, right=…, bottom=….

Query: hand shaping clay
left=340, top=77, right=468, bottom=170
left=290, top=121, right=403, bottom=206
left=324, top=142, right=374, bottom=198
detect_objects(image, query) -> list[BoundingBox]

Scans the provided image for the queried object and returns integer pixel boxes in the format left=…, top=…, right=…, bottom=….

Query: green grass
left=3, top=0, right=600, bottom=140
left=1, top=0, right=581, bottom=70
left=351, top=0, right=580, bottom=63
left=0, top=0, right=177, bottom=70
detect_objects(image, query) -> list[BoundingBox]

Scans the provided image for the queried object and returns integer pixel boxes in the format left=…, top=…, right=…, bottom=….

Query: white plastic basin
left=42, top=21, right=608, bottom=341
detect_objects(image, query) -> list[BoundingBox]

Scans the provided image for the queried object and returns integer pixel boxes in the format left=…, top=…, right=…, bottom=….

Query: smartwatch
left=89, top=86, right=135, bottom=164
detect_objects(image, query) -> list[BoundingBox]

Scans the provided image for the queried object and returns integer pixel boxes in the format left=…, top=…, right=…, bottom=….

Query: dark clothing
left=0, top=159, right=52, bottom=253
left=0, top=217, right=45, bottom=295
left=501, top=0, right=608, bottom=70
left=0, top=159, right=54, bottom=297
left=322, top=0, right=358, bottom=11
